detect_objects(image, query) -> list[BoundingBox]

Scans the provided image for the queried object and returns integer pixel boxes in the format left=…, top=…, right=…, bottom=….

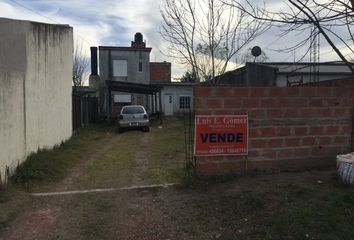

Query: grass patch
left=10, top=124, right=114, bottom=190
left=88, top=132, right=138, bottom=172
left=7, top=118, right=193, bottom=190
left=265, top=185, right=354, bottom=240
left=169, top=182, right=354, bottom=240
left=148, top=119, right=187, bottom=183
left=79, top=131, right=141, bottom=188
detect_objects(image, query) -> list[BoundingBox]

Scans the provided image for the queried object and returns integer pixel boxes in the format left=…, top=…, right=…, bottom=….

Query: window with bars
left=179, top=96, right=191, bottom=109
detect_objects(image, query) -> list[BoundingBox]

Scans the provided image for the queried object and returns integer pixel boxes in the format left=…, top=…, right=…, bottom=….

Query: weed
left=10, top=125, right=114, bottom=190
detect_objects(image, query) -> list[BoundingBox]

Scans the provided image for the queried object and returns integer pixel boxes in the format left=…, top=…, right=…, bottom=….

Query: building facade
left=151, top=83, right=194, bottom=116
left=90, top=33, right=162, bottom=120
left=214, top=62, right=354, bottom=87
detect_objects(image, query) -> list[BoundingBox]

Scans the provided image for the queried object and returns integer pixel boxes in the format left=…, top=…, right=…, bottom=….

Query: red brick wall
left=150, top=62, right=171, bottom=83
left=194, top=86, right=354, bottom=174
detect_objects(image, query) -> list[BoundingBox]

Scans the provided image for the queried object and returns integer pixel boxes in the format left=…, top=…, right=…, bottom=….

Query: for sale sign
left=194, top=115, right=248, bottom=156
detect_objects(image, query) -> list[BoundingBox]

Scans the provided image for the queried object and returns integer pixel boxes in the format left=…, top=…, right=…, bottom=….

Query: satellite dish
left=251, top=46, right=262, bottom=57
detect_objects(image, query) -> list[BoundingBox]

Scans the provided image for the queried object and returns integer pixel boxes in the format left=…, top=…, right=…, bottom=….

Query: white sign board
left=114, top=94, right=131, bottom=103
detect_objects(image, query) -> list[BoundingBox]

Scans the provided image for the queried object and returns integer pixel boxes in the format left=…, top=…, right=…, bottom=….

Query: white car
left=118, top=105, right=150, bottom=132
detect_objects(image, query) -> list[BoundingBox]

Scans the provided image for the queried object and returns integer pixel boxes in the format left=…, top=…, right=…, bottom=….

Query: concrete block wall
left=0, top=18, right=73, bottom=181
left=194, top=86, right=354, bottom=174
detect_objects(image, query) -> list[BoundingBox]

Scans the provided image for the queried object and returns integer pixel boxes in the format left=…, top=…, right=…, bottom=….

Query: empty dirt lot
left=1, top=119, right=354, bottom=240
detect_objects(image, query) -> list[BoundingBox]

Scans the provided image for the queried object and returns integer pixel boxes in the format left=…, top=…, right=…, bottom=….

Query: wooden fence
left=72, top=93, right=99, bottom=131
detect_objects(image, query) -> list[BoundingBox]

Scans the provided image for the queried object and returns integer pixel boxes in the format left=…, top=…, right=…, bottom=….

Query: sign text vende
left=194, top=115, right=248, bottom=156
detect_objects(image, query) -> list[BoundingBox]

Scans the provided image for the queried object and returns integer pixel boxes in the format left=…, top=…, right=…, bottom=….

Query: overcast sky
left=0, top=0, right=345, bottom=79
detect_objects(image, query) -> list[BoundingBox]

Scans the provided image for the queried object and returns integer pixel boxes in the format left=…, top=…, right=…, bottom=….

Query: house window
left=179, top=96, right=191, bottom=109
left=113, top=60, right=127, bottom=77
left=138, top=61, right=143, bottom=72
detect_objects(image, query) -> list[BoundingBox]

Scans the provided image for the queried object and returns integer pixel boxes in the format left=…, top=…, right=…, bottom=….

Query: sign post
left=194, top=115, right=248, bottom=156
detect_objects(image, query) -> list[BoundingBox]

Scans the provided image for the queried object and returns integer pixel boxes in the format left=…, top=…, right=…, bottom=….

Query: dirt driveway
left=0, top=119, right=353, bottom=240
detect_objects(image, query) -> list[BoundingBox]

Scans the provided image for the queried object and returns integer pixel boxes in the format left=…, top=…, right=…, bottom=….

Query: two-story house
left=89, top=33, right=162, bottom=121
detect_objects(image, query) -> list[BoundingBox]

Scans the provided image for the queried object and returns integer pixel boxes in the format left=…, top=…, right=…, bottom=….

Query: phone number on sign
left=226, top=148, right=247, bottom=153
left=204, top=148, right=247, bottom=154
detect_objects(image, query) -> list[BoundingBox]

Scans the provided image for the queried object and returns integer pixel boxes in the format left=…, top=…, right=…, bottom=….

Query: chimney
left=90, top=47, right=98, bottom=76
left=131, top=32, right=146, bottom=48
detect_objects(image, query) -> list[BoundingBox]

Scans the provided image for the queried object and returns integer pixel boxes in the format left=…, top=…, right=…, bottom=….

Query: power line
left=7, top=0, right=60, bottom=24
left=6, top=0, right=97, bottom=46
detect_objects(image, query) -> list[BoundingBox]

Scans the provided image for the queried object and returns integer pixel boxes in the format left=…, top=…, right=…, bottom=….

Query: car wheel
left=118, top=127, right=124, bottom=133
left=143, top=126, right=150, bottom=132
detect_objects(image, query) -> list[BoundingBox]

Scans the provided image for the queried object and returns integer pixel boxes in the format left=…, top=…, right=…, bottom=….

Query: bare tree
left=227, top=0, right=354, bottom=73
left=73, top=41, right=89, bottom=88
left=160, top=0, right=268, bottom=83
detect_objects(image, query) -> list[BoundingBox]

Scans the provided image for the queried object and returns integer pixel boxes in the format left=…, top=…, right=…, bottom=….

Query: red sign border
left=193, top=115, right=249, bottom=157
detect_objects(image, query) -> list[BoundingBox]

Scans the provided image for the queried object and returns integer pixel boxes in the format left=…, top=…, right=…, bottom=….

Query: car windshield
left=122, top=106, right=145, bottom=114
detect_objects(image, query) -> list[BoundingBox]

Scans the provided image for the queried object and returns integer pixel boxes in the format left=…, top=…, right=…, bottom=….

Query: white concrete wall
left=0, top=18, right=73, bottom=181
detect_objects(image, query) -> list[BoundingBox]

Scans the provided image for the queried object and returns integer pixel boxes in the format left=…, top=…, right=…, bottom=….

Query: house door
left=164, top=94, right=174, bottom=116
